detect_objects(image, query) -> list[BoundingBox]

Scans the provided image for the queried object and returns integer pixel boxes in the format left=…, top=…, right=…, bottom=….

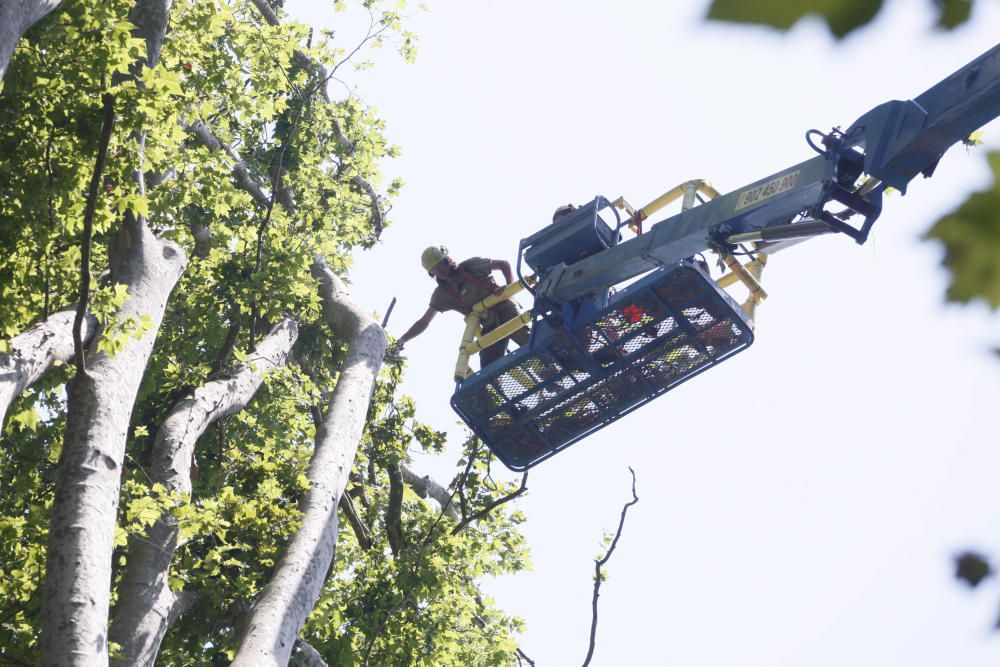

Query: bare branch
left=516, top=648, right=537, bottom=666
left=451, top=472, right=528, bottom=535
left=582, top=468, right=639, bottom=667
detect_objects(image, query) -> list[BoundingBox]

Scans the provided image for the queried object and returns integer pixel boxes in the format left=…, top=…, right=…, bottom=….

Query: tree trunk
left=40, top=217, right=186, bottom=665
left=0, top=308, right=96, bottom=429
left=108, top=319, right=298, bottom=667
left=231, top=257, right=386, bottom=666
left=0, top=0, right=62, bottom=82
left=40, top=0, right=177, bottom=659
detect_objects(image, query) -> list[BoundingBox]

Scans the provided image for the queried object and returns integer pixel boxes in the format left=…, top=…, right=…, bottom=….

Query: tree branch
left=186, top=205, right=212, bottom=258
left=339, top=491, right=372, bottom=550
left=451, top=472, right=528, bottom=535
left=185, top=119, right=272, bottom=208
left=231, top=256, right=387, bottom=666
left=0, top=309, right=97, bottom=430
left=211, top=304, right=242, bottom=374
left=385, top=462, right=405, bottom=556
left=74, top=91, right=115, bottom=374
left=0, top=0, right=62, bottom=84
left=40, top=0, right=186, bottom=657
left=582, top=467, right=638, bottom=667
left=246, top=0, right=385, bottom=240
left=109, top=319, right=298, bottom=666
left=516, top=648, right=537, bottom=666
left=293, top=639, right=329, bottom=667
left=400, top=465, right=459, bottom=521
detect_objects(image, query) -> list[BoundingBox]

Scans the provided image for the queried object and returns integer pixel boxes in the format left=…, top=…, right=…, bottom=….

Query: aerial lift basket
left=450, top=262, right=754, bottom=470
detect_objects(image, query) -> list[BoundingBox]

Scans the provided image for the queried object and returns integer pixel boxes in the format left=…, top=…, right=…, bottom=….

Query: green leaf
left=706, top=0, right=884, bottom=39
left=11, top=407, right=40, bottom=432
left=924, top=151, right=1000, bottom=309
left=934, top=0, right=972, bottom=29
left=955, top=551, right=992, bottom=587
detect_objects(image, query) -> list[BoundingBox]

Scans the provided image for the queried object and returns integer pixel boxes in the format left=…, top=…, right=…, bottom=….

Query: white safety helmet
left=421, top=245, right=449, bottom=273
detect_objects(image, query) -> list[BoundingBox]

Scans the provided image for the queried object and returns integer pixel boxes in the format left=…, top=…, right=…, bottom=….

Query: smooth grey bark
left=39, top=2, right=179, bottom=663
left=40, top=218, right=186, bottom=665
left=186, top=120, right=272, bottom=207
left=401, top=465, right=460, bottom=521
left=231, top=257, right=386, bottom=666
left=293, top=640, right=329, bottom=667
left=108, top=319, right=299, bottom=667
left=0, top=308, right=96, bottom=429
left=0, top=0, right=62, bottom=82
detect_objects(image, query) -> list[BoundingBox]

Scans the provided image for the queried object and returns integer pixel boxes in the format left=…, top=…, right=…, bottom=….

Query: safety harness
left=436, top=265, right=502, bottom=318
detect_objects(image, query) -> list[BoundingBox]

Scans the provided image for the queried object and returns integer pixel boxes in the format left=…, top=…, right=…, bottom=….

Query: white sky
left=289, top=1, right=1000, bottom=664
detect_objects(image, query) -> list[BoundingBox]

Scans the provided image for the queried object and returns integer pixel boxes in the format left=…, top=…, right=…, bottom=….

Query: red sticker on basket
left=623, top=304, right=644, bottom=323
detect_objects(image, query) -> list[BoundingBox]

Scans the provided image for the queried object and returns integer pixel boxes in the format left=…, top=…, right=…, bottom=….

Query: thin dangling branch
left=582, top=467, right=639, bottom=667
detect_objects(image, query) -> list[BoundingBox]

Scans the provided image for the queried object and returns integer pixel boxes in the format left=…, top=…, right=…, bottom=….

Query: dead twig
left=582, top=467, right=638, bottom=667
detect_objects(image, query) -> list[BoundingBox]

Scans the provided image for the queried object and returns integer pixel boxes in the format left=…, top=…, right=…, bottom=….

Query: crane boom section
left=846, top=41, right=1000, bottom=192
left=535, top=155, right=831, bottom=305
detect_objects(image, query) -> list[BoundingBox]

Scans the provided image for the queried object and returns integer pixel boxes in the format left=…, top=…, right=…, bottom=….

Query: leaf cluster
left=706, top=0, right=973, bottom=39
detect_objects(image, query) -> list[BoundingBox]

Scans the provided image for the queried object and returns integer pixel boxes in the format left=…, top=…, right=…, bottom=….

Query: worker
left=392, top=246, right=529, bottom=368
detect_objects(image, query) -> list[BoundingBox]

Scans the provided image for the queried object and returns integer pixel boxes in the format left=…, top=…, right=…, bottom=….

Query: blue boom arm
left=539, top=41, right=1000, bottom=307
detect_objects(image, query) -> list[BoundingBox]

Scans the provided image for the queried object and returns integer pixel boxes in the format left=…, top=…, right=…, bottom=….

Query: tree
left=0, top=1, right=530, bottom=664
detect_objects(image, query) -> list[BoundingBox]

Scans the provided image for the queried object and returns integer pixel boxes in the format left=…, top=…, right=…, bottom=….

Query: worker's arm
left=490, top=259, right=514, bottom=286
left=396, top=307, right=438, bottom=348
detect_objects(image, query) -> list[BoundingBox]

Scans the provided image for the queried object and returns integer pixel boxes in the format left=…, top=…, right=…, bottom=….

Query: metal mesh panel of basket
left=589, top=292, right=669, bottom=366
left=534, top=393, right=605, bottom=444
left=636, top=335, right=707, bottom=389
left=452, top=383, right=504, bottom=420
left=486, top=412, right=549, bottom=467
left=493, top=350, right=568, bottom=402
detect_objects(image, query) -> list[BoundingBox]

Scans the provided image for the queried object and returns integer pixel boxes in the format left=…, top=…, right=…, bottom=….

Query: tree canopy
left=0, top=1, right=531, bottom=664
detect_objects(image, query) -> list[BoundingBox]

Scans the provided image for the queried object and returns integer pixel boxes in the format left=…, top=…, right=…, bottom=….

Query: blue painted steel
left=844, top=42, right=1000, bottom=193
left=451, top=263, right=754, bottom=470
left=534, top=42, right=1000, bottom=304
left=521, top=196, right=620, bottom=275
left=535, top=157, right=834, bottom=304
